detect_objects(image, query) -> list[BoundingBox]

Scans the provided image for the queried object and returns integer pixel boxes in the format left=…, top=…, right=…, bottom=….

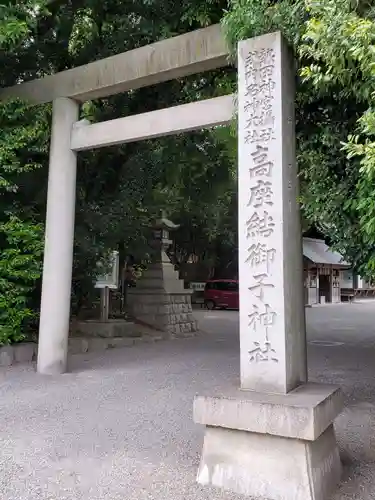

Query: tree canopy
left=0, top=0, right=236, bottom=333
left=222, top=0, right=375, bottom=276
left=2, top=0, right=375, bottom=342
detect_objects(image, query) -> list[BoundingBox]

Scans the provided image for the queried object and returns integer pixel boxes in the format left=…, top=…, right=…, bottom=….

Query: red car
left=204, top=279, right=239, bottom=310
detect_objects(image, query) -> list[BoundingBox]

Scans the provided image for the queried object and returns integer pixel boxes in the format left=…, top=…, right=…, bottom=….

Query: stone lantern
left=126, top=216, right=198, bottom=337
left=151, top=216, right=180, bottom=265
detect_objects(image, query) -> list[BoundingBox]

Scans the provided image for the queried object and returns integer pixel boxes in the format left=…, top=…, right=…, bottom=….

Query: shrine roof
left=302, top=238, right=350, bottom=267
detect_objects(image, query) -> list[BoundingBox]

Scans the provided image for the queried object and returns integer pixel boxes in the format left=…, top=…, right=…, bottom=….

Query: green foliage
left=0, top=99, right=50, bottom=193
left=0, top=0, right=236, bottom=319
left=3, top=0, right=375, bottom=310
left=0, top=217, right=44, bottom=345
left=0, top=1, right=49, bottom=342
left=0, top=1, right=42, bottom=48
left=57, top=0, right=237, bottom=301
left=299, top=0, right=375, bottom=274
left=7, top=0, right=375, bottom=324
left=222, top=0, right=307, bottom=50
left=222, top=0, right=375, bottom=277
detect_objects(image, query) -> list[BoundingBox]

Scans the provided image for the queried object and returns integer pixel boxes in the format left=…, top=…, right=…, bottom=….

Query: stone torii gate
left=1, top=24, right=343, bottom=500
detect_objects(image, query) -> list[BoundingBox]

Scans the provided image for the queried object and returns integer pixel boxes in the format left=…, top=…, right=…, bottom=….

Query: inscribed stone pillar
left=237, top=31, right=306, bottom=393
left=193, top=32, right=343, bottom=500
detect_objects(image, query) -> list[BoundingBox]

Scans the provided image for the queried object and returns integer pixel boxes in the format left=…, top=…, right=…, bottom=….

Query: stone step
left=72, top=319, right=152, bottom=339
left=0, top=343, right=37, bottom=367
left=68, top=333, right=164, bottom=354
left=0, top=323, right=198, bottom=367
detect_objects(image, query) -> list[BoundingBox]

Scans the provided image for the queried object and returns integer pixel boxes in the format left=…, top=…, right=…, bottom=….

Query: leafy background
left=1, top=0, right=375, bottom=343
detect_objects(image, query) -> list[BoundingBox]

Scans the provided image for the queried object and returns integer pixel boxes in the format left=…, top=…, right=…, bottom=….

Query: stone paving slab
left=1, top=303, right=375, bottom=499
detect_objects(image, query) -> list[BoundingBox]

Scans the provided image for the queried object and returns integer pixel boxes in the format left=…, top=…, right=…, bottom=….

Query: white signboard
left=95, top=251, right=120, bottom=289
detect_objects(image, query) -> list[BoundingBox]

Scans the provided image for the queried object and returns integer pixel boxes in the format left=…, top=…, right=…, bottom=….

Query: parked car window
left=226, top=282, right=239, bottom=292
left=215, top=281, right=238, bottom=292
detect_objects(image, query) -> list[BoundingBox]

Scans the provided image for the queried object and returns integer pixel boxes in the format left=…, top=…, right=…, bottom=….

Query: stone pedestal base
left=193, top=383, right=344, bottom=500
left=127, top=291, right=198, bottom=338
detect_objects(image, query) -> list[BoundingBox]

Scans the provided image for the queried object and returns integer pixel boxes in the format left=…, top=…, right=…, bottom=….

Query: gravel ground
left=1, top=302, right=375, bottom=499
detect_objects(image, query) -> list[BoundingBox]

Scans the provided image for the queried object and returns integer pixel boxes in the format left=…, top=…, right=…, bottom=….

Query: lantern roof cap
left=154, top=217, right=180, bottom=231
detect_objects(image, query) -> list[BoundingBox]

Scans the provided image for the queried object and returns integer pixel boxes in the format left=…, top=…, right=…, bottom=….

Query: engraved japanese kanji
left=242, top=43, right=279, bottom=366
left=249, top=145, right=274, bottom=177
left=252, top=145, right=268, bottom=163
left=245, top=49, right=275, bottom=81
left=245, top=111, right=275, bottom=129
left=245, top=79, right=275, bottom=98
left=245, top=127, right=275, bottom=144
left=244, top=96, right=274, bottom=115
left=248, top=303, right=276, bottom=337
left=249, top=340, right=278, bottom=363
left=249, top=161, right=273, bottom=178
left=246, top=211, right=275, bottom=239
left=248, top=273, right=274, bottom=301
left=245, top=243, right=276, bottom=272
left=248, top=180, right=273, bottom=208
